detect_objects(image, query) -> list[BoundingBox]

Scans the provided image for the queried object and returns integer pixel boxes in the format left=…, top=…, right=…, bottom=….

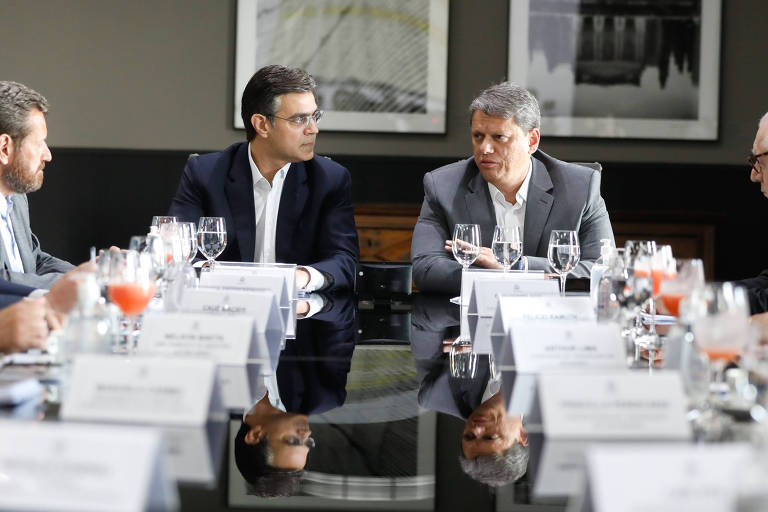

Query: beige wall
left=0, top=0, right=763, bottom=164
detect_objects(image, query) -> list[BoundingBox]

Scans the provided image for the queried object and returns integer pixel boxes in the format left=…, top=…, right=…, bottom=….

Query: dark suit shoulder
left=188, top=142, right=246, bottom=178
left=534, top=150, right=597, bottom=182
left=308, top=154, right=349, bottom=176
left=424, top=157, right=475, bottom=185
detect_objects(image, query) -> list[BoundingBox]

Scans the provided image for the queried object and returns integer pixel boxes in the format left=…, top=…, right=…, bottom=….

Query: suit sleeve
left=168, top=155, right=205, bottom=223
left=734, top=270, right=768, bottom=314
left=525, top=169, right=614, bottom=278
left=0, top=278, right=35, bottom=307
left=411, top=172, right=462, bottom=294
left=306, top=169, right=359, bottom=291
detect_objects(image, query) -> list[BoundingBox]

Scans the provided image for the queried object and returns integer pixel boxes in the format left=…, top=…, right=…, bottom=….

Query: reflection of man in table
left=460, top=391, right=529, bottom=487
left=168, top=65, right=359, bottom=292
left=411, top=82, right=614, bottom=294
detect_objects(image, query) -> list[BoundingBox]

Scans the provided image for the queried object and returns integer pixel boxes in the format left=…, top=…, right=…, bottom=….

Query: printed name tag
left=61, top=354, right=220, bottom=427
left=460, top=268, right=545, bottom=306
left=490, top=296, right=596, bottom=364
left=0, top=421, right=177, bottom=512
left=539, top=372, right=691, bottom=440
left=199, top=271, right=296, bottom=338
left=468, top=276, right=559, bottom=316
left=139, top=312, right=260, bottom=365
left=505, top=322, right=625, bottom=372
left=209, top=262, right=297, bottom=299
left=583, top=444, right=751, bottom=512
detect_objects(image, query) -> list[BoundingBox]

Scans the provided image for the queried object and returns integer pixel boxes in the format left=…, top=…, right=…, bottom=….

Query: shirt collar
left=247, top=142, right=291, bottom=186
left=488, top=156, right=533, bottom=206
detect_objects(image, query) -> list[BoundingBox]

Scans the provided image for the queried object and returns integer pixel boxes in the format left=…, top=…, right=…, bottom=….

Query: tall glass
left=547, top=230, right=580, bottom=295
left=492, top=225, right=522, bottom=272
left=198, top=217, right=227, bottom=270
left=107, top=250, right=155, bottom=352
left=659, top=258, right=705, bottom=319
left=151, top=216, right=177, bottom=228
left=178, top=222, right=198, bottom=263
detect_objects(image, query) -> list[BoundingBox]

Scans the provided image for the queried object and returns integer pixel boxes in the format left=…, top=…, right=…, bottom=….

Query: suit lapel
left=8, top=195, right=34, bottom=272
left=463, top=162, right=496, bottom=247
left=276, top=161, right=309, bottom=261
left=224, top=143, right=256, bottom=262
left=524, top=158, right=554, bottom=255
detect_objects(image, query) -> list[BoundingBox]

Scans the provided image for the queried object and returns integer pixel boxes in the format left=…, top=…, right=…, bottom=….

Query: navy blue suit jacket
left=0, top=279, right=35, bottom=308
left=168, top=142, right=359, bottom=290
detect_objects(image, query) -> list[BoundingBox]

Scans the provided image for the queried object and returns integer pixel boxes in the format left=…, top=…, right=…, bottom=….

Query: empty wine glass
left=198, top=217, right=227, bottom=270
left=452, top=224, right=480, bottom=270
left=178, top=222, right=198, bottom=263
left=492, top=225, right=522, bottom=272
left=547, top=230, right=580, bottom=296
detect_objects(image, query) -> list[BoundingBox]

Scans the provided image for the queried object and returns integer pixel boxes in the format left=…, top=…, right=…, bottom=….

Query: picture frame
left=507, top=0, right=721, bottom=140
left=234, top=0, right=449, bottom=134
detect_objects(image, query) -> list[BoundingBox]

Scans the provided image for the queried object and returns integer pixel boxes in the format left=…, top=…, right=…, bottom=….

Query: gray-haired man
left=411, top=82, right=614, bottom=294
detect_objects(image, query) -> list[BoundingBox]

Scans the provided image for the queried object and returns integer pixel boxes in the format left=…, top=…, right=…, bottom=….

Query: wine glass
left=659, top=258, right=705, bottom=319
left=198, top=217, right=227, bottom=270
left=151, top=216, right=177, bottom=228
left=689, top=283, right=756, bottom=398
left=107, top=250, right=156, bottom=352
left=452, top=224, right=480, bottom=270
left=492, top=225, right=522, bottom=272
left=547, top=230, right=580, bottom=296
left=178, top=222, right=198, bottom=264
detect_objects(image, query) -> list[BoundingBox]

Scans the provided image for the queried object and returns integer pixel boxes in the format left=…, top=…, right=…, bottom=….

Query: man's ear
left=0, top=134, right=14, bottom=166
left=520, top=428, right=529, bottom=447
left=244, top=424, right=264, bottom=445
left=251, top=114, right=271, bottom=139
left=527, top=128, right=540, bottom=155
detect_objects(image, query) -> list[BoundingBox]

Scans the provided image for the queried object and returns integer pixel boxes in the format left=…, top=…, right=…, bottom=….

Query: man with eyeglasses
left=169, top=65, right=359, bottom=292
left=736, top=113, right=768, bottom=316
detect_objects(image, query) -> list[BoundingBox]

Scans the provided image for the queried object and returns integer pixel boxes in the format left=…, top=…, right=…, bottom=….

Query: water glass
left=452, top=224, right=480, bottom=270
left=198, top=217, right=227, bottom=269
left=547, top=230, right=580, bottom=295
left=492, top=225, right=522, bottom=272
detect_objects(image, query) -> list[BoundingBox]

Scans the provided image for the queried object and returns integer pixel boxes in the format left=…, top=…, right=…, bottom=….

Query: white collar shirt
left=0, top=195, right=24, bottom=272
left=487, top=157, right=533, bottom=235
left=248, top=144, right=290, bottom=264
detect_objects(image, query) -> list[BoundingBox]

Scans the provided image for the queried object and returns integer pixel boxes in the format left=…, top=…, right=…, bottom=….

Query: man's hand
left=296, top=267, right=311, bottom=289
left=444, top=240, right=501, bottom=269
left=45, top=261, right=98, bottom=315
left=0, top=298, right=49, bottom=354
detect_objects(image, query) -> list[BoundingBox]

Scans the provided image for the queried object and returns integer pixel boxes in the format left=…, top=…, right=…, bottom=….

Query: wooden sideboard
left=354, top=203, right=716, bottom=279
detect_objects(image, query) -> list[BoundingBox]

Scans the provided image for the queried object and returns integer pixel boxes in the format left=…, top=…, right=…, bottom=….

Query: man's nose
left=481, top=139, right=493, bottom=154
left=42, top=144, right=52, bottom=162
left=305, top=117, right=319, bottom=135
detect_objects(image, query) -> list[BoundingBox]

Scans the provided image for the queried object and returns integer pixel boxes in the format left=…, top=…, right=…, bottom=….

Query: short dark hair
left=234, top=421, right=303, bottom=498
left=0, top=81, right=49, bottom=142
left=469, top=82, right=540, bottom=132
left=458, top=442, right=530, bottom=487
left=241, top=65, right=316, bottom=141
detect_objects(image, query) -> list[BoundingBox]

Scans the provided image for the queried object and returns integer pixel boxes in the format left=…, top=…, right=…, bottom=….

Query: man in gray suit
left=411, top=82, right=614, bottom=294
left=0, top=81, right=74, bottom=289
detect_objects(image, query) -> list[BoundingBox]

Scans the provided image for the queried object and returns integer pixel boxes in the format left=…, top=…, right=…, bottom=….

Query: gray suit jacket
left=411, top=151, right=614, bottom=294
left=0, top=194, right=74, bottom=288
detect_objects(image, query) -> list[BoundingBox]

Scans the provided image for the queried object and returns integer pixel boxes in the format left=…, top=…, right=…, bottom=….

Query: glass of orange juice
left=108, top=250, right=156, bottom=352
left=690, top=283, right=755, bottom=394
left=659, top=258, right=704, bottom=318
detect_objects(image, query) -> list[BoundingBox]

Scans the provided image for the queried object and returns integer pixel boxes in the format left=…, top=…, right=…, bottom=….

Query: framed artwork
left=508, top=0, right=721, bottom=140
left=235, top=0, right=449, bottom=133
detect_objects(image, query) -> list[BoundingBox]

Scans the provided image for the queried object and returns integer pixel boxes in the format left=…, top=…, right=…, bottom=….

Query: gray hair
left=458, top=442, right=530, bottom=487
left=469, top=82, right=540, bottom=132
left=0, top=81, right=49, bottom=141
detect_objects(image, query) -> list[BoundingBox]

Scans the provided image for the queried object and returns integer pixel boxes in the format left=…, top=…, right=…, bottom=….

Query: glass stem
left=559, top=274, right=567, bottom=296
left=648, top=297, right=657, bottom=335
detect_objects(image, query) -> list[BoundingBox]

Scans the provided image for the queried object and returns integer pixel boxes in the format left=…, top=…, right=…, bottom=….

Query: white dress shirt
left=247, top=144, right=325, bottom=291
left=243, top=373, right=286, bottom=419
left=0, top=195, right=24, bottom=272
left=487, top=157, right=533, bottom=234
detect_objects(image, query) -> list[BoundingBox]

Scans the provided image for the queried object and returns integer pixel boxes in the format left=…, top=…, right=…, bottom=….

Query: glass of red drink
left=107, top=250, right=156, bottom=352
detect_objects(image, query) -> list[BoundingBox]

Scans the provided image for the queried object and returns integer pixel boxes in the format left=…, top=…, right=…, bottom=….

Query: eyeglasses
left=283, top=436, right=316, bottom=449
left=748, top=151, right=768, bottom=170
left=271, top=110, right=323, bottom=129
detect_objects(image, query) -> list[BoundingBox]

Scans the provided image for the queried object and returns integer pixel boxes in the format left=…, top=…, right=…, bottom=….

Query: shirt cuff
left=299, top=293, right=327, bottom=319
left=28, top=289, right=47, bottom=298
left=300, top=265, right=326, bottom=292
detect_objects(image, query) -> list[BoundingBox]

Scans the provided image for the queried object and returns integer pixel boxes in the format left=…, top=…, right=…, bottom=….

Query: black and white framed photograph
left=508, top=0, right=721, bottom=140
left=235, top=0, right=449, bottom=133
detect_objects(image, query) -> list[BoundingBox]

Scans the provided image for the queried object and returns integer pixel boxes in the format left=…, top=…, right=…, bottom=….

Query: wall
left=1, top=0, right=765, bottom=164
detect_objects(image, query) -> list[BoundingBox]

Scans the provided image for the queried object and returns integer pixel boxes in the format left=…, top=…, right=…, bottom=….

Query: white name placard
left=584, top=444, right=751, bottom=512
left=468, top=276, right=559, bottom=317
left=0, top=420, right=178, bottom=512
left=61, top=354, right=220, bottom=427
left=178, top=289, right=284, bottom=358
left=162, top=421, right=227, bottom=485
left=539, top=372, right=691, bottom=440
left=217, top=364, right=265, bottom=411
left=139, top=312, right=262, bottom=366
left=460, top=268, right=546, bottom=306
left=506, top=322, right=625, bottom=372
left=210, top=261, right=297, bottom=298
left=199, top=271, right=296, bottom=338
left=490, top=296, right=596, bottom=365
